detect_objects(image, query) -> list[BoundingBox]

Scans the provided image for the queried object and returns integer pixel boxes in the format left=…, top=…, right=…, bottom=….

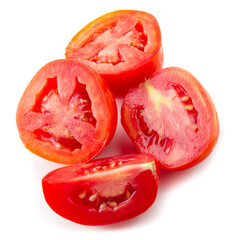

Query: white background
left=1, top=0, right=233, bottom=239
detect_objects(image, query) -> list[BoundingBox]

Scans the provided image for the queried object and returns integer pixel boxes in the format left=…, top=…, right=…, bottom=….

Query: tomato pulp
left=42, top=154, right=159, bottom=225
left=16, top=59, right=117, bottom=164
left=65, top=10, right=163, bottom=95
left=121, top=67, right=219, bottom=170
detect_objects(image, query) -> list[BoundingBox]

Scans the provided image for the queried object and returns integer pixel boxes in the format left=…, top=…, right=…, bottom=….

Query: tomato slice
left=42, top=153, right=159, bottom=225
left=16, top=59, right=117, bottom=164
left=121, top=67, right=219, bottom=170
left=65, top=10, right=163, bottom=95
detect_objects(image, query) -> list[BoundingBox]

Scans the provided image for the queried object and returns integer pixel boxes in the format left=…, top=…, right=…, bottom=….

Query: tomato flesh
left=16, top=59, right=117, bottom=164
left=42, top=154, right=159, bottom=225
left=121, top=67, right=219, bottom=170
left=65, top=10, right=163, bottom=95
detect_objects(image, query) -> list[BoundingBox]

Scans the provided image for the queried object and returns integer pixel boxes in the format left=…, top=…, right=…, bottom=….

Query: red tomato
left=65, top=10, right=163, bottom=95
left=121, top=67, right=219, bottom=170
left=42, top=154, right=159, bottom=225
left=16, top=59, right=117, bottom=164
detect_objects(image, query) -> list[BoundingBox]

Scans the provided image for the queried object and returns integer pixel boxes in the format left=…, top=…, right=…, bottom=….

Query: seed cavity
left=75, top=184, right=136, bottom=212
left=135, top=106, right=173, bottom=154
left=167, top=83, right=199, bottom=132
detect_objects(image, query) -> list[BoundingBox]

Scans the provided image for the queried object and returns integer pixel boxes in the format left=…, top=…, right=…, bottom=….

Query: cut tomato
left=42, top=154, right=159, bottom=225
left=121, top=67, right=219, bottom=170
left=16, top=59, right=117, bottom=164
left=65, top=10, right=163, bottom=95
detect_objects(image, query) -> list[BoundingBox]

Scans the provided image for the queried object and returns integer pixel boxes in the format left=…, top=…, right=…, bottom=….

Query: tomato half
left=121, top=67, right=219, bottom=170
left=16, top=59, right=117, bottom=164
left=42, top=153, right=159, bottom=225
left=65, top=10, right=163, bottom=95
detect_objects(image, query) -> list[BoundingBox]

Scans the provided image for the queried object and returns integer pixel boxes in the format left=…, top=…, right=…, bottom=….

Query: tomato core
left=26, top=75, right=97, bottom=152
left=82, top=20, right=148, bottom=65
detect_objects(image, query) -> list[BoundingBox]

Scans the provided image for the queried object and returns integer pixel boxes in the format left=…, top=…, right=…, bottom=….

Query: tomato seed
left=79, top=191, right=86, bottom=199
left=42, top=126, right=49, bottom=132
left=81, top=117, right=89, bottom=122
left=125, top=191, right=131, bottom=199
left=185, top=105, right=194, bottom=111
left=99, top=202, right=107, bottom=209
left=109, top=201, right=117, bottom=207
left=109, top=163, right=116, bottom=168
left=65, top=129, right=71, bottom=137
left=181, top=96, right=189, bottom=102
left=89, top=193, right=98, bottom=202
left=56, top=143, right=63, bottom=149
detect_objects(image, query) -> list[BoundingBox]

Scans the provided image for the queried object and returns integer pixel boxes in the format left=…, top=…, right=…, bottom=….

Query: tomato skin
left=121, top=67, right=219, bottom=170
left=42, top=154, right=159, bottom=225
left=65, top=10, right=163, bottom=96
left=16, top=59, right=117, bottom=164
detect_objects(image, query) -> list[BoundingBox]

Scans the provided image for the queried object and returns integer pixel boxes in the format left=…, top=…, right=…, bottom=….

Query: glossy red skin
left=42, top=154, right=159, bottom=225
left=16, top=59, right=117, bottom=164
left=121, top=67, right=219, bottom=170
left=65, top=10, right=163, bottom=96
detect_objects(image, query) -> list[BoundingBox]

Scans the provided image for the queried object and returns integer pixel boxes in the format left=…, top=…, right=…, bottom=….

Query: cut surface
left=28, top=76, right=96, bottom=152
left=42, top=154, right=159, bottom=225
left=16, top=59, right=117, bottom=164
left=72, top=20, right=148, bottom=65
left=121, top=67, right=219, bottom=170
left=65, top=10, right=163, bottom=95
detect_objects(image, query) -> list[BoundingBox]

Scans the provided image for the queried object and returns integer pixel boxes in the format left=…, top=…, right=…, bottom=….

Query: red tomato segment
left=16, top=59, right=117, bottom=164
left=42, top=154, right=159, bottom=225
left=65, top=10, right=163, bottom=95
left=121, top=67, right=219, bottom=170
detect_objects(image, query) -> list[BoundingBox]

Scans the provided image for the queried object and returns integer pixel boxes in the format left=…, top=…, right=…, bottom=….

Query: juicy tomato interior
left=16, top=59, right=117, bottom=164
left=121, top=67, right=219, bottom=170
left=32, top=76, right=96, bottom=151
left=42, top=154, right=159, bottom=225
left=65, top=10, right=163, bottom=95
left=67, top=19, right=149, bottom=65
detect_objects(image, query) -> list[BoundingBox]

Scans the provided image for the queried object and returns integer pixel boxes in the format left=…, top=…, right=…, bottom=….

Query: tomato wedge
left=16, top=59, right=117, bottom=164
left=121, top=67, right=219, bottom=170
left=65, top=10, right=163, bottom=95
left=42, top=154, right=159, bottom=225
